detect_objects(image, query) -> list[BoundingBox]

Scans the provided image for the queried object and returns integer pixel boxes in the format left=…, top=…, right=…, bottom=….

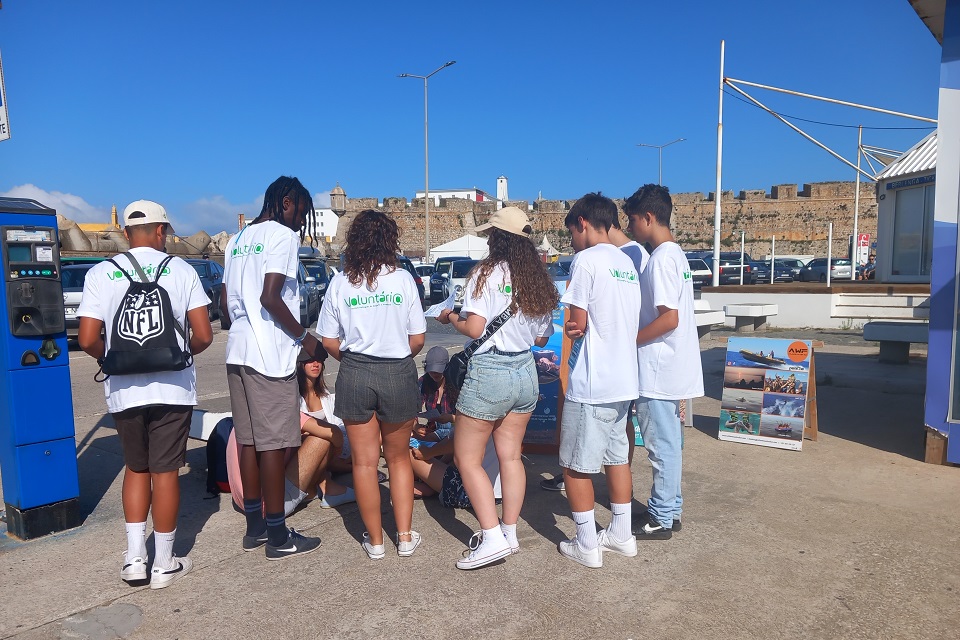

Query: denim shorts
left=456, top=349, right=538, bottom=422
left=559, top=400, right=632, bottom=474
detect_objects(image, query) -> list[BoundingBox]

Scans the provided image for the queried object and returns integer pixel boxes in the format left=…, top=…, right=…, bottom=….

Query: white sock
left=154, top=529, right=176, bottom=570
left=500, top=521, right=518, bottom=547
left=572, top=509, right=598, bottom=551
left=283, top=479, right=308, bottom=517
left=482, top=525, right=507, bottom=548
left=609, top=502, right=632, bottom=543
left=125, top=521, right=147, bottom=562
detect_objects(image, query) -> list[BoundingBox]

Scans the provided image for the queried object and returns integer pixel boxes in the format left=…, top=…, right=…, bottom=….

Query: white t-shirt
left=77, top=247, right=210, bottom=413
left=620, top=240, right=650, bottom=274
left=459, top=262, right=554, bottom=355
left=637, top=241, right=704, bottom=400
left=317, top=266, right=426, bottom=358
left=223, top=221, right=301, bottom=377
left=560, top=243, right=642, bottom=404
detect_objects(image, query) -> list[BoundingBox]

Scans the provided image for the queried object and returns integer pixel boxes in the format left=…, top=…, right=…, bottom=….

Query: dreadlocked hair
left=343, top=210, right=400, bottom=288
left=254, top=176, right=316, bottom=245
left=471, top=228, right=559, bottom=317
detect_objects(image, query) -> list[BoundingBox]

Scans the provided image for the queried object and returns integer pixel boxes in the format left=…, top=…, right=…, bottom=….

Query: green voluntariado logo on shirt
left=682, top=270, right=692, bottom=281
left=345, top=291, right=404, bottom=309
left=107, top=265, right=170, bottom=281
left=231, top=242, right=265, bottom=257
left=608, top=268, right=638, bottom=284
left=497, top=283, right=513, bottom=295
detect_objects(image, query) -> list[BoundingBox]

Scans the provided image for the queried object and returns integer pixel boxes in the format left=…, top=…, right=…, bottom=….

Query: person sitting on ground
left=296, top=347, right=356, bottom=509
left=417, top=346, right=458, bottom=442
left=225, top=345, right=355, bottom=517
left=409, top=434, right=502, bottom=509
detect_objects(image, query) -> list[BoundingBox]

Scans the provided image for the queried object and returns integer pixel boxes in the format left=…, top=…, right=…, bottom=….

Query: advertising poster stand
left=718, top=337, right=821, bottom=451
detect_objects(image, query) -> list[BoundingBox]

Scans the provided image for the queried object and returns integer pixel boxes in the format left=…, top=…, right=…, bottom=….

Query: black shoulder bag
left=444, top=308, right=513, bottom=390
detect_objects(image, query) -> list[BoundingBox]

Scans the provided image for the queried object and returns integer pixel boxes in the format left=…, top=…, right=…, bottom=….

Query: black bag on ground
left=99, top=252, right=192, bottom=378
left=444, top=308, right=513, bottom=390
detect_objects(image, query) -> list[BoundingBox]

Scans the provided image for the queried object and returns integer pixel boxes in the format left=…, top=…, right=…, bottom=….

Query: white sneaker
left=597, top=529, right=638, bottom=557
left=558, top=537, right=602, bottom=568
left=500, top=523, right=520, bottom=554
left=456, top=531, right=512, bottom=570
left=362, top=532, right=385, bottom=560
left=120, top=554, right=148, bottom=583
left=397, top=530, right=422, bottom=557
left=149, top=556, right=193, bottom=590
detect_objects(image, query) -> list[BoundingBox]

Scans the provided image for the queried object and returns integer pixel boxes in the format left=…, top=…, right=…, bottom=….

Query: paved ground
left=1, top=323, right=957, bottom=639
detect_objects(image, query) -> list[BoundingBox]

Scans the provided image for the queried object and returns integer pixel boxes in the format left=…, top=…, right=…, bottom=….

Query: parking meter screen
left=7, top=245, right=30, bottom=262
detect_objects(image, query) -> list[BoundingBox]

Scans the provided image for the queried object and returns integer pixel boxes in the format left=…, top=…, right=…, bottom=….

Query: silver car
left=798, top=258, right=852, bottom=282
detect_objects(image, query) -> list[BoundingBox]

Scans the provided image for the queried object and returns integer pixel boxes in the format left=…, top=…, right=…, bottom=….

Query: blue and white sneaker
left=265, top=528, right=321, bottom=561
left=120, top=554, right=148, bottom=583
left=149, top=556, right=193, bottom=590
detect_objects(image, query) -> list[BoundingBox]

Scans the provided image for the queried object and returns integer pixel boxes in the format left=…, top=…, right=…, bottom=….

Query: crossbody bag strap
left=463, top=307, right=513, bottom=358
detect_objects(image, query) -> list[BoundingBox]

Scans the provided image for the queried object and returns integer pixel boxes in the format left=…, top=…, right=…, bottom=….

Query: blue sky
left=0, top=1, right=943, bottom=235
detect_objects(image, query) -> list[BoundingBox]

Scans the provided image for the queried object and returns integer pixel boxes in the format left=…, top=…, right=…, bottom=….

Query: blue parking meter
left=0, top=197, right=80, bottom=539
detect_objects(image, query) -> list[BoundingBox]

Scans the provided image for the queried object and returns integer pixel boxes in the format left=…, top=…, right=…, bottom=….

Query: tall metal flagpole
left=712, top=40, right=725, bottom=287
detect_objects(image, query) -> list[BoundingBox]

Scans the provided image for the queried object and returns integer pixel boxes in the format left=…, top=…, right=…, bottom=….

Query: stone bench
left=723, top=303, right=779, bottom=333
left=695, top=308, right=726, bottom=339
left=863, top=321, right=929, bottom=364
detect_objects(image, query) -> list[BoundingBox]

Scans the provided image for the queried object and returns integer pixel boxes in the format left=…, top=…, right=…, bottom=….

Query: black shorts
left=112, top=405, right=192, bottom=473
left=334, top=351, right=419, bottom=424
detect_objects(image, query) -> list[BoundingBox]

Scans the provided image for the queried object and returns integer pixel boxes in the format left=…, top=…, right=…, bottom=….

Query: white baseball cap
left=475, top=206, right=532, bottom=237
left=123, top=200, right=173, bottom=228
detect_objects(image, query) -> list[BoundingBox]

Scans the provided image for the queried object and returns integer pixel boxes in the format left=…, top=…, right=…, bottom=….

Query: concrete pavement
left=1, top=326, right=958, bottom=639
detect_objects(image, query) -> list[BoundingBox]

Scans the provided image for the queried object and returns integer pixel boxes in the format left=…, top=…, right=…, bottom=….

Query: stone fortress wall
left=335, top=181, right=877, bottom=259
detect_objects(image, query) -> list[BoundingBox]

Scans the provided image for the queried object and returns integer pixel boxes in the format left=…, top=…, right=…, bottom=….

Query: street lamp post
left=399, top=60, right=456, bottom=262
left=636, top=137, right=686, bottom=185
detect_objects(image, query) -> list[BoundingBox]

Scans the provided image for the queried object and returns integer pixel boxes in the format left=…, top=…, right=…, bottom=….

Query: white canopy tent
left=429, top=234, right=488, bottom=262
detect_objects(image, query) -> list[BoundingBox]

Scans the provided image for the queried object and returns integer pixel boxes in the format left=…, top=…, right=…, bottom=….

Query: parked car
left=415, top=264, right=434, bottom=279
left=60, top=256, right=106, bottom=267
left=429, top=256, right=471, bottom=303
left=798, top=258, right=853, bottom=282
left=693, top=252, right=754, bottom=284
left=61, top=264, right=97, bottom=339
left=449, top=259, right=479, bottom=310
left=397, top=255, right=427, bottom=306
left=687, top=258, right=712, bottom=289
left=751, top=261, right=794, bottom=284
left=300, top=257, right=334, bottom=303
left=185, top=259, right=225, bottom=321
left=297, top=262, right=320, bottom=326
left=775, top=258, right=805, bottom=278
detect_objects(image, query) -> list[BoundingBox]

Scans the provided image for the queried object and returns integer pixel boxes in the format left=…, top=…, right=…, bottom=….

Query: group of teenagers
left=76, top=175, right=703, bottom=589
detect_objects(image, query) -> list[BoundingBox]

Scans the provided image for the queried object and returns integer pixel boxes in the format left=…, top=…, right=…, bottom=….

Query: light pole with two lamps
left=636, top=137, right=686, bottom=185
left=399, top=60, right=457, bottom=262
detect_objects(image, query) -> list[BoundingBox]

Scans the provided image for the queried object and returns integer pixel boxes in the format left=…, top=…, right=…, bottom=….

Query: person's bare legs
left=382, top=419, right=416, bottom=542
left=410, top=452, right=447, bottom=494
left=149, top=471, right=180, bottom=532
left=562, top=468, right=595, bottom=512
left=454, top=414, right=497, bottom=529
left=346, top=417, right=383, bottom=544
left=491, top=411, right=531, bottom=527
left=288, top=435, right=334, bottom=498
left=604, top=463, right=632, bottom=505
left=122, top=467, right=151, bottom=523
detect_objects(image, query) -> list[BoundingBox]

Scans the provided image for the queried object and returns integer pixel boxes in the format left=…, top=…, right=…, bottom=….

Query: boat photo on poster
left=719, top=337, right=813, bottom=451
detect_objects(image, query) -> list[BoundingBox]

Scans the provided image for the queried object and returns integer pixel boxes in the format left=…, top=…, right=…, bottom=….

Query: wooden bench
left=723, top=303, right=779, bottom=333
left=862, top=321, right=929, bottom=364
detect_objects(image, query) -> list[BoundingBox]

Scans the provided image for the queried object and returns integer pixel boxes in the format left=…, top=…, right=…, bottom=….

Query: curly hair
left=470, top=228, right=559, bottom=317
left=343, top=210, right=400, bottom=288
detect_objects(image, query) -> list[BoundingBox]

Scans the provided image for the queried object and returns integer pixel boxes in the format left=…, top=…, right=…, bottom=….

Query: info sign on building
left=0, top=49, right=9, bottom=141
left=719, top=337, right=815, bottom=451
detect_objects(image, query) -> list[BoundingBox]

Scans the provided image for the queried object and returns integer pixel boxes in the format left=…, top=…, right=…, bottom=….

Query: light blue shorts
left=456, top=349, right=538, bottom=422
left=559, top=400, right=632, bottom=474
